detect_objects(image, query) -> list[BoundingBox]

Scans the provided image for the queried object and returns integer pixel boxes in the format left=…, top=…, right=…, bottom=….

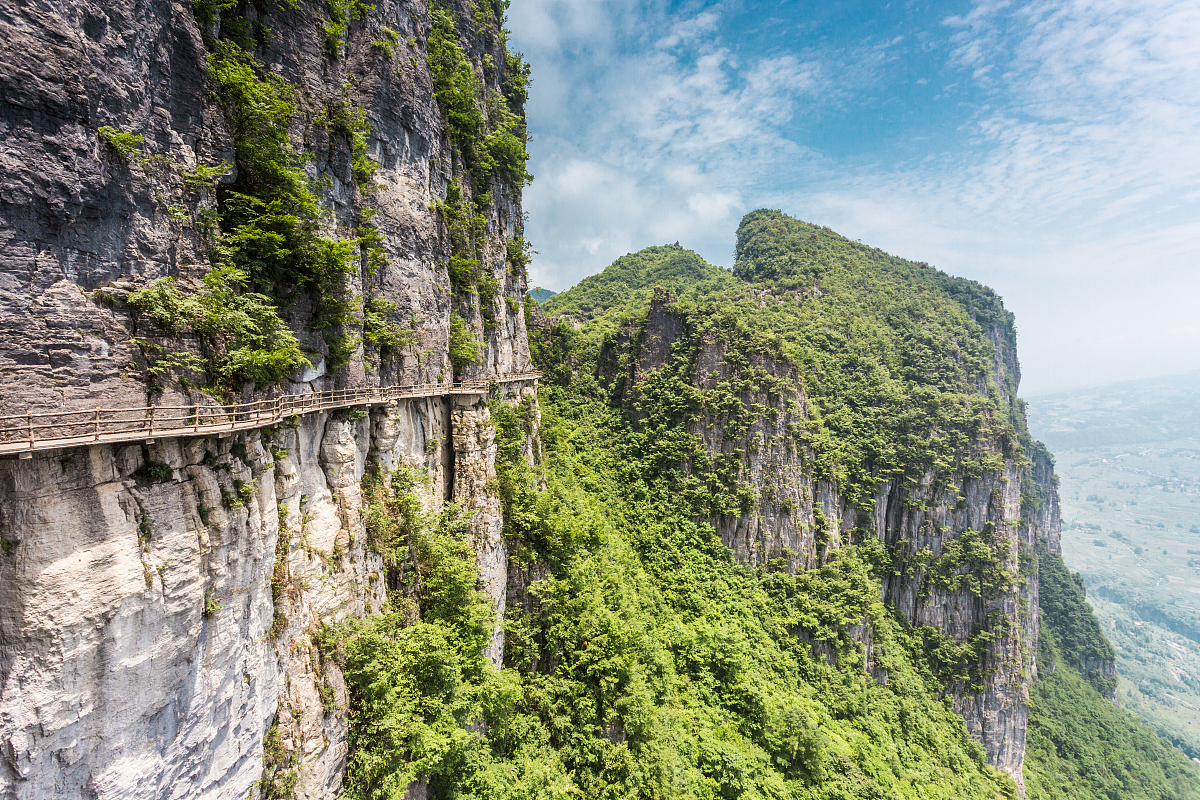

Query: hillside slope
left=518, top=211, right=1200, bottom=797
left=543, top=213, right=1039, bottom=781
left=1029, top=374, right=1200, bottom=764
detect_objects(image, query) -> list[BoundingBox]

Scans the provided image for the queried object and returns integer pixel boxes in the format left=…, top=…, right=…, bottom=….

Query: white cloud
left=687, top=190, right=741, bottom=221
left=887, top=0, right=1200, bottom=390
left=941, top=0, right=1200, bottom=225
left=508, top=0, right=1200, bottom=393
left=655, top=9, right=720, bottom=50
left=510, top=1, right=821, bottom=287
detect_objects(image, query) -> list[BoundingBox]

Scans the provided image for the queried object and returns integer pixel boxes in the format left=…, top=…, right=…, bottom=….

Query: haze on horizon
left=507, top=0, right=1200, bottom=396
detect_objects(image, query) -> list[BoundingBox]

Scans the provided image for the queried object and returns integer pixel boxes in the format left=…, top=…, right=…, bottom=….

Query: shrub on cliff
left=427, top=4, right=532, bottom=199
left=128, top=266, right=307, bottom=388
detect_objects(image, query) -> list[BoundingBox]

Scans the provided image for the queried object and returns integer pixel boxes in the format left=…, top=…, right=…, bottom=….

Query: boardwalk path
left=0, top=372, right=541, bottom=457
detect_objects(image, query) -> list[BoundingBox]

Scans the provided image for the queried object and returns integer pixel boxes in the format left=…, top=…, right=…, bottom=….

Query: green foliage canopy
left=334, top=391, right=1021, bottom=799
left=543, top=218, right=1023, bottom=508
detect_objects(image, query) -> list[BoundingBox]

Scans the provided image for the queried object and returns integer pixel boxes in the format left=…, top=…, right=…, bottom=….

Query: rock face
left=600, top=290, right=1062, bottom=792
left=0, top=0, right=531, bottom=797
left=0, top=0, right=531, bottom=413
left=0, top=386, right=537, bottom=799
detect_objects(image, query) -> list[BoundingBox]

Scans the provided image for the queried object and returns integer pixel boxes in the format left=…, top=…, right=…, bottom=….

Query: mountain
left=527, top=216, right=1199, bottom=798
left=0, top=1, right=1196, bottom=798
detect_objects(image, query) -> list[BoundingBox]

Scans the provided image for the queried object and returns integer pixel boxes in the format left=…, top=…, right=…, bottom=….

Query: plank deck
left=0, top=372, right=540, bottom=456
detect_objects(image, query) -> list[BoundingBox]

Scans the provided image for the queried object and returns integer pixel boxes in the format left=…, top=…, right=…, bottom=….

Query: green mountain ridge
left=331, top=209, right=1199, bottom=799
left=521, top=210, right=1199, bottom=799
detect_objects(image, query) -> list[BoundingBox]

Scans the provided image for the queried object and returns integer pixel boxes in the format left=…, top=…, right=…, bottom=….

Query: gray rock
left=0, top=0, right=533, bottom=797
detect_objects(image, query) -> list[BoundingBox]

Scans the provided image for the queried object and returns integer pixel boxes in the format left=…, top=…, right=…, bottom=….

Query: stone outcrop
left=0, top=386, right=533, bottom=799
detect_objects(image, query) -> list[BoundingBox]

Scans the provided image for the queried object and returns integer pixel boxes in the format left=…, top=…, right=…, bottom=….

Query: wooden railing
left=0, top=372, right=541, bottom=457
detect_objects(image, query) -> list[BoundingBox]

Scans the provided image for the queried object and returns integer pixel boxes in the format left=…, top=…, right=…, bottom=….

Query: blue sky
left=507, top=0, right=1200, bottom=395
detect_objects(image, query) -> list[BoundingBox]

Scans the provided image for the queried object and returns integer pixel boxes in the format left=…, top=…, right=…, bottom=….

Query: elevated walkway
left=0, top=372, right=541, bottom=457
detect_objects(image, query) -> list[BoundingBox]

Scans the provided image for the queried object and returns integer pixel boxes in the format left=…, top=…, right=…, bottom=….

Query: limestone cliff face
left=0, top=383, right=538, bottom=799
left=599, top=290, right=1061, bottom=791
left=0, top=0, right=531, bottom=797
left=0, top=0, right=531, bottom=413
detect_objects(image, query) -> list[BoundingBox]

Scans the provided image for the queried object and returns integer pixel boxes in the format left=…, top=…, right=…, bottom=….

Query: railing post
left=5, top=374, right=537, bottom=453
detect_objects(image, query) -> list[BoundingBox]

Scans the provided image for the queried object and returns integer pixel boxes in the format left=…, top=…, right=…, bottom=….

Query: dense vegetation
left=331, top=210, right=1200, bottom=800
left=333, top=393, right=1020, bottom=799
left=1037, top=551, right=1117, bottom=696
left=544, top=215, right=1022, bottom=510
left=1025, top=552, right=1200, bottom=799
left=333, top=214, right=1042, bottom=798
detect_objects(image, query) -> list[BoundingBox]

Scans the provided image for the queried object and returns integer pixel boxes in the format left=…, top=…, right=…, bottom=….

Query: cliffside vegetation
left=1025, top=552, right=1200, bottom=799
left=426, top=0, right=532, bottom=328
left=131, top=10, right=365, bottom=391
left=1037, top=551, right=1117, bottom=696
left=542, top=214, right=1023, bottom=512
left=123, top=0, right=532, bottom=394
left=333, top=394, right=1019, bottom=799
left=1029, top=384, right=1200, bottom=760
left=330, top=211, right=1200, bottom=798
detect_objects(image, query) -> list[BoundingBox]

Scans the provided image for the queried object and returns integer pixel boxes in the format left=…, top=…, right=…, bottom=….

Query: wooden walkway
left=0, top=372, right=541, bottom=457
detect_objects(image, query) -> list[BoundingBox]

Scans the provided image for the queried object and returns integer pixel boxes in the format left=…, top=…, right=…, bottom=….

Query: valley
left=1030, top=374, right=1200, bottom=761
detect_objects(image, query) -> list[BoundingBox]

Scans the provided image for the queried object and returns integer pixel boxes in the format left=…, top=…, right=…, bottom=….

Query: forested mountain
left=0, top=0, right=1195, bottom=797
left=499, top=214, right=1198, bottom=799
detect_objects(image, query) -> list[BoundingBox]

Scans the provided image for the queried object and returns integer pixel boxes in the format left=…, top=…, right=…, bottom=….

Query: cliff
left=0, top=0, right=532, bottom=797
left=1, top=1, right=1190, bottom=796
left=541, top=218, right=1059, bottom=791
left=0, top=0, right=531, bottom=411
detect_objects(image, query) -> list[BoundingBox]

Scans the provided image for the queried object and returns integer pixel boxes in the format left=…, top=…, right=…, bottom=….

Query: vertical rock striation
left=0, top=390, right=531, bottom=798
left=582, top=258, right=1062, bottom=792
left=0, top=0, right=532, bottom=411
left=0, top=0, right=531, bottom=797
